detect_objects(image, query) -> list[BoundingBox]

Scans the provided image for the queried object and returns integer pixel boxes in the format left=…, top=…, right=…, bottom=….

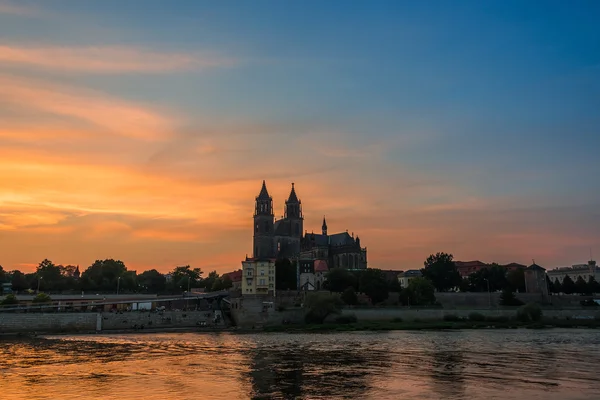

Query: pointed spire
left=322, top=215, right=327, bottom=235
left=257, top=180, right=270, bottom=200
left=287, top=182, right=299, bottom=203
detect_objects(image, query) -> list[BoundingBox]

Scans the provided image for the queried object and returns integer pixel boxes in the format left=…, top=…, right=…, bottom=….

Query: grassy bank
left=263, top=319, right=600, bottom=333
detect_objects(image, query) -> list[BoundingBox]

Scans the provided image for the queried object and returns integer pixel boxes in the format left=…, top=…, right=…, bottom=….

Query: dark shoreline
left=2, top=319, right=600, bottom=338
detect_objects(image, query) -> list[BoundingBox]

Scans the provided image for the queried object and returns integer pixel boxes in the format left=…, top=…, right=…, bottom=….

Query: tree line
left=0, top=260, right=232, bottom=295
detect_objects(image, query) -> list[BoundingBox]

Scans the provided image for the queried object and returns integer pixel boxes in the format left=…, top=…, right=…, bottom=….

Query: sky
left=0, top=0, right=599, bottom=274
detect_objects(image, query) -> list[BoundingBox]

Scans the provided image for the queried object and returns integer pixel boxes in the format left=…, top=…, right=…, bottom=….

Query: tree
left=324, top=268, right=356, bottom=293
left=561, top=275, right=575, bottom=294
left=546, top=275, right=556, bottom=294
left=499, top=287, right=523, bottom=306
left=553, top=278, right=562, bottom=293
left=0, top=265, right=5, bottom=283
left=304, top=292, right=343, bottom=324
left=80, top=259, right=129, bottom=292
left=215, top=275, right=233, bottom=291
left=138, top=269, right=166, bottom=293
left=507, top=269, right=526, bottom=293
left=467, top=264, right=508, bottom=292
left=202, top=271, right=220, bottom=292
left=388, top=277, right=402, bottom=293
left=358, top=269, right=389, bottom=304
left=588, top=276, right=600, bottom=294
left=10, top=270, right=29, bottom=292
left=341, top=286, right=358, bottom=305
left=36, top=259, right=63, bottom=292
left=405, top=277, right=436, bottom=306
left=421, top=252, right=461, bottom=292
left=168, top=265, right=203, bottom=293
left=575, top=276, right=588, bottom=295
left=275, top=258, right=297, bottom=290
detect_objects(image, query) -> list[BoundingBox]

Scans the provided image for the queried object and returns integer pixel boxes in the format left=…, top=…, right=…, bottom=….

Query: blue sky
left=0, top=0, right=598, bottom=272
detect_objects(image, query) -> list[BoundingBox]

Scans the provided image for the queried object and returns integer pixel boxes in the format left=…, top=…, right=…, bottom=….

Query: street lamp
left=37, top=276, right=43, bottom=293
left=117, top=277, right=121, bottom=295
left=483, top=278, right=491, bottom=308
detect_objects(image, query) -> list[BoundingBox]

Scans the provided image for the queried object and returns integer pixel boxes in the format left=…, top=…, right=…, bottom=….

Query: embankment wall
left=0, top=310, right=220, bottom=335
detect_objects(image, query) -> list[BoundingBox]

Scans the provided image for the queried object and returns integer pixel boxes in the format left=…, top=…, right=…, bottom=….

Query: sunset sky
left=1, top=0, right=599, bottom=274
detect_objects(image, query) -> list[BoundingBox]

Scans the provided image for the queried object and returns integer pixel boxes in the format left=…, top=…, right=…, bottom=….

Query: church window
left=255, top=224, right=259, bottom=233
left=349, top=255, right=354, bottom=269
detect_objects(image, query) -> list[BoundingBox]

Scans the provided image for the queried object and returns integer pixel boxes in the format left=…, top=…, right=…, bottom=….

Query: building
left=298, top=259, right=329, bottom=291
left=222, top=270, right=243, bottom=292
left=398, top=270, right=422, bottom=288
left=299, top=217, right=367, bottom=272
left=253, top=181, right=303, bottom=259
left=546, top=260, right=598, bottom=284
left=524, top=263, right=549, bottom=299
left=455, top=260, right=527, bottom=278
left=241, top=258, right=276, bottom=296
left=250, top=180, right=367, bottom=272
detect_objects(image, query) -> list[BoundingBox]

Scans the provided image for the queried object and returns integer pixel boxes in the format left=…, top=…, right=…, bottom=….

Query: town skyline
left=1, top=1, right=599, bottom=273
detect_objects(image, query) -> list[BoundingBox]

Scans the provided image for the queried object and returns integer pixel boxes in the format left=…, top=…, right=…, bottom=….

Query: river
left=0, top=329, right=599, bottom=399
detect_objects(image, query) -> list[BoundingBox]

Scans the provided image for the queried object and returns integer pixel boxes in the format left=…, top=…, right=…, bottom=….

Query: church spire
left=322, top=215, right=327, bottom=235
left=284, top=182, right=302, bottom=219
left=257, top=180, right=270, bottom=200
left=287, top=182, right=299, bottom=203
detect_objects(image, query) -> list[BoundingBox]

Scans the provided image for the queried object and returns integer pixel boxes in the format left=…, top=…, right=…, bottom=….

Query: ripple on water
left=1, top=329, right=599, bottom=400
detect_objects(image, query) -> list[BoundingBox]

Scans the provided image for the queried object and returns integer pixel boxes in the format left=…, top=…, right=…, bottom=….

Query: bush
left=392, top=317, right=403, bottom=323
left=486, top=315, right=509, bottom=323
left=304, top=292, right=343, bottom=324
left=500, top=288, right=524, bottom=306
left=0, top=294, right=19, bottom=306
left=335, top=314, right=358, bottom=324
left=32, top=293, right=52, bottom=304
left=516, top=303, right=543, bottom=322
left=468, top=312, right=486, bottom=322
left=443, top=314, right=461, bottom=322
left=341, top=286, right=358, bottom=306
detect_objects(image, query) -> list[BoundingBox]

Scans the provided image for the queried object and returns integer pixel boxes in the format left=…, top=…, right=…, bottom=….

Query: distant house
left=222, top=269, right=243, bottom=291
left=398, top=270, right=422, bottom=288
left=455, top=260, right=526, bottom=278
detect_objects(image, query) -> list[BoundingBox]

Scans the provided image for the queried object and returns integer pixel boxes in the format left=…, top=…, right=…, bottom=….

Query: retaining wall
left=0, top=310, right=222, bottom=335
left=332, top=308, right=600, bottom=322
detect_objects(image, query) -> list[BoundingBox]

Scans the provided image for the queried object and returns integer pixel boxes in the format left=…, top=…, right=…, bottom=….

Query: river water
left=1, top=329, right=599, bottom=400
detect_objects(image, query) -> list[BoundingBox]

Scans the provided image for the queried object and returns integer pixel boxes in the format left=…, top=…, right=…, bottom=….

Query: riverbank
left=263, top=318, right=600, bottom=333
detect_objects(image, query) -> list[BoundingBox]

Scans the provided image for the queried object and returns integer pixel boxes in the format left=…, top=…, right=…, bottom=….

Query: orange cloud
left=0, top=74, right=176, bottom=140
left=0, top=44, right=234, bottom=73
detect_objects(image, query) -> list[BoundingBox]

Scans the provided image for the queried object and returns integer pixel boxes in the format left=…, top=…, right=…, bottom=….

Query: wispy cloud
left=0, top=74, right=176, bottom=140
left=0, top=1, right=41, bottom=17
left=0, top=44, right=235, bottom=73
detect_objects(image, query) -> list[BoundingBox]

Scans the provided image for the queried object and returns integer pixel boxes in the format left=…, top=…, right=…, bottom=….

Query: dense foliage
left=421, top=252, right=461, bottom=292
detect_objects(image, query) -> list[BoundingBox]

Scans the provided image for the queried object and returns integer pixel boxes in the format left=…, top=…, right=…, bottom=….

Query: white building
left=546, top=260, right=598, bottom=284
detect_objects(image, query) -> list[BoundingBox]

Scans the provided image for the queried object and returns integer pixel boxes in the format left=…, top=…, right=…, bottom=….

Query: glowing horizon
left=1, top=1, right=599, bottom=274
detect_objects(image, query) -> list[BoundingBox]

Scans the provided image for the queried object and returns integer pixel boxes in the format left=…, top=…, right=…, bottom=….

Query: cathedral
left=251, top=180, right=367, bottom=270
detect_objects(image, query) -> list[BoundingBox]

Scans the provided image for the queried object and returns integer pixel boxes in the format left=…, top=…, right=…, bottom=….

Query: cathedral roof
left=314, top=260, right=329, bottom=272
left=329, top=232, right=355, bottom=246
left=286, top=183, right=299, bottom=203
left=257, top=180, right=271, bottom=200
left=274, top=219, right=291, bottom=235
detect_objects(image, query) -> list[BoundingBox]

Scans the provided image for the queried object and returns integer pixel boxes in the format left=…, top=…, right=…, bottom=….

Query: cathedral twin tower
left=253, top=180, right=303, bottom=259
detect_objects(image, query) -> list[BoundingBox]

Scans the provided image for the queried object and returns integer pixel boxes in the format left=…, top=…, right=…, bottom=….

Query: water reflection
left=246, top=341, right=379, bottom=399
left=427, top=342, right=466, bottom=399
